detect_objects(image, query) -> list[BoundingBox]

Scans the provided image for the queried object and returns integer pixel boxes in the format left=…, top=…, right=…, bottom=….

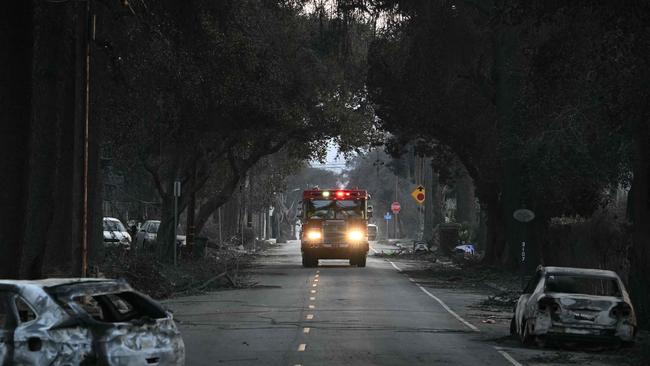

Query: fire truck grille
left=323, top=222, right=346, bottom=243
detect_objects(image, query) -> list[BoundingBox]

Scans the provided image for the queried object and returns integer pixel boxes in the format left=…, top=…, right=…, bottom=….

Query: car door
left=136, top=222, right=148, bottom=246
left=515, top=271, right=542, bottom=332
left=9, top=294, right=49, bottom=365
left=0, top=292, right=12, bottom=366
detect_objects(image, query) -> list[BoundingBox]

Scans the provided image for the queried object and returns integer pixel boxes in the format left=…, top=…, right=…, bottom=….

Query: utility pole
left=394, top=174, right=398, bottom=239
left=173, top=180, right=181, bottom=266
left=218, top=206, right=222, bottom=246
left=81, top=0, right=94, bottom=277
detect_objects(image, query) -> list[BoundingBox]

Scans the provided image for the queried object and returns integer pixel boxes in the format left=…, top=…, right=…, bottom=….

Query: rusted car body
left=0, top=278, right=184, bottom=365
left=511, top=266, right=636, bottom=345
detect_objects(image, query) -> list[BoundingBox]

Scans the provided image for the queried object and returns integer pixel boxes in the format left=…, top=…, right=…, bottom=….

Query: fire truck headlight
left=347, top=230, right=364, bottom=242
left=306, top=230, right=322, bottom=240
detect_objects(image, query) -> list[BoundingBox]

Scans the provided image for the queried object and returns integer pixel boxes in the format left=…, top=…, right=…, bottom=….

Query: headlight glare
left=306, top=230, right=322, bottom=240
left=347, top=230, right=364, bottom=241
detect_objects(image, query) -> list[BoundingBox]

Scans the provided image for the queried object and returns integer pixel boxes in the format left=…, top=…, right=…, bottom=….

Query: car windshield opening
left=545, top=275, right=621, bottom=297
left=147, top=222, right=160, bottom=233
left=305, top=200, right=365, bottom=219
left=103, top=220, right=126, bottom=232
left=60, top=291, right=167, bottom=324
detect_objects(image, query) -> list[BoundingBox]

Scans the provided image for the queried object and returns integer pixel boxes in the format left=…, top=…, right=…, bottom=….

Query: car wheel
left=520, top=320, right=534, bottom=346
left=303, top=254, right=316, bottom=268
left=357, top=254, right=366, bottom=268
left=349, top=256, right=357, bottom=266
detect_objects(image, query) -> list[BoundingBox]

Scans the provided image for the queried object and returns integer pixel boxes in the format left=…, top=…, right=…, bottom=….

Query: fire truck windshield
left=305, top=199, right=366, bottom=219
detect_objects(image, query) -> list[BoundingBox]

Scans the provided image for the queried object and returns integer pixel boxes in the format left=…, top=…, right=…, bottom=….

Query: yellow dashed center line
left=309, top=296, right=316, bottom=301
left=298, top=344, right=306, bottom=352
left=309, top=304, right=315, bottom=309
left=310, top=289, right=316, bottom=293
left=306, top=314, right=314, bottom=320
left=303, top=327, right=310, bottom=334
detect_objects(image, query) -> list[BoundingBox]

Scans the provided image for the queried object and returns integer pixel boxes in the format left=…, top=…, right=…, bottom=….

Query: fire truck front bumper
left=301, top=242, right=369, bottom=258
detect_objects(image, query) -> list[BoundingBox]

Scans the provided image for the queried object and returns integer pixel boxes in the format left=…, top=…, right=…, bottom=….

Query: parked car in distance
left=511, top=266, right=636, bottom=346
left=135, top=220, right=186, bottom=251
left=0, top=278, right=185, bottom=365
left=367, top=224, right=378, bottom=241
left=103, top=217, right=131, bottom=249
left=413, top=240, right=429, bottom=253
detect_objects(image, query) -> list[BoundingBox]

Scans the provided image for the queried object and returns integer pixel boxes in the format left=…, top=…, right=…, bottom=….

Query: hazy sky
left=310, top=141, right=347, bottom=172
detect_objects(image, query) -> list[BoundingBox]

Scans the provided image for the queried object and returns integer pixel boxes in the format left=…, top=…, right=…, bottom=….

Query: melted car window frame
left=544, top=274, right=621, bottom=297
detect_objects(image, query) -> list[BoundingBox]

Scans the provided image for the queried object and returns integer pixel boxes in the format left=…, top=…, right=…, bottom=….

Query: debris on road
left=99, top=246, right=257, bottom=299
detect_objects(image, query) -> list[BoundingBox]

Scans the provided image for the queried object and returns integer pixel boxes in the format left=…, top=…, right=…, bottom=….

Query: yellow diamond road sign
left=411, top=185, right=425, bottom=204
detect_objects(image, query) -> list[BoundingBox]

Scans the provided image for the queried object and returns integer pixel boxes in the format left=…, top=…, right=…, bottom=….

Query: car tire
left=356, top=254, right=366, bottom=268
left=302, top=254, right=311, bottom=267
left=520, top=320, right=534, bottom=346
left=349, top=256, right=357, bottom=266
left=302, top=254, right=317, bottom=268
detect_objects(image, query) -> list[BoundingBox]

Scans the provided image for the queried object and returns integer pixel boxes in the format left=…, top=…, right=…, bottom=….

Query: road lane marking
left=310, top=297, right=316, bottom=301
left=310, top=290, right=316, bottom=293
left=298, top=344, right=306, bottom=352
left=388, top=260, right=402, bottom=272
left=387, top=258, right=479, bottom=332
left=370, top=246, right=378, bottom=253
left=314, top=278, right=319, bottom=282
left=309, top=304, right=315, bottom=309
left=306, top=314, right=314, bottom=320
left=415, top=284, right=480, bottom=332
left=315, top=274, right=319, bottom=278
left=316, top=270, right=320, bottom=273
left=494, top=347, right=523, bottom=366
left=303, top=327, right=310, bottom=334
left=312, top=283, right=317, bottom=287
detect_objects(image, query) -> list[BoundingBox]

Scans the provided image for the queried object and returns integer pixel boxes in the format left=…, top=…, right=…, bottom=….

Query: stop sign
left=391, top=201, right=401, bottom=214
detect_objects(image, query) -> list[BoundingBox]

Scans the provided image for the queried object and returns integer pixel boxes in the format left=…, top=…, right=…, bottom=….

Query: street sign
left=411, top=185, right=425, bottom=204
left=384, top=213, right=392, bottom=221
left=513, top=209, right=535, bottom=223
left=391, top=201, right=401, bottom=214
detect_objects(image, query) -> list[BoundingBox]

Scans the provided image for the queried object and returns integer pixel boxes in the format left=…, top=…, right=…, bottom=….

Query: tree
left=0, top=1, right=103, bottom=278
left=95, top=0, right=377, bottom=260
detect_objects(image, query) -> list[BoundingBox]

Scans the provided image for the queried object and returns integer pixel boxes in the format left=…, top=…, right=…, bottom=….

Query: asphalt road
left=167, top=240, right=523, bottom=366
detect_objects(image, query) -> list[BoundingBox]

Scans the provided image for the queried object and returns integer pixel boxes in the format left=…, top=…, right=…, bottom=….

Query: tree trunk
left=495, top=25, right=524, bottom=270
left=157, top=194, right=176, bottom=262
left=423, top=160, right=435, bottom=242
left=0, top=1, right=33, bottom=278
left=483, top=186, right=506, bottom=265
left=22, top=2, right=82, bottom=278
left=455, top=167, right=477, bottom=227
left=629, top=121, right=650, bottom=328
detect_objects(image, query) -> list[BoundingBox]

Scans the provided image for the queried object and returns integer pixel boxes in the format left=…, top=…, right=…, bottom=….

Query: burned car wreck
left=0, top=278, right=184, bottom=365
left=511, top=266, right=636, bottom=346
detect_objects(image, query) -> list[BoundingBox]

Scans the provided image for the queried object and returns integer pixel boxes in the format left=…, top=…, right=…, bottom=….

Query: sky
left=309, top=141, right=347, bottom=172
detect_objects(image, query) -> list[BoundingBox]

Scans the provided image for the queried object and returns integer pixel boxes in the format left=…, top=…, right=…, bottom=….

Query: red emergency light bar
left=303, top=189, right=369, bottom=200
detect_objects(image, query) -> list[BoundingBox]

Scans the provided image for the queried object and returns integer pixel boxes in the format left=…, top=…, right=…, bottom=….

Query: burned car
left=0, top=278, right=184, bottom=365
left=511, top=266, right=636, bottom=346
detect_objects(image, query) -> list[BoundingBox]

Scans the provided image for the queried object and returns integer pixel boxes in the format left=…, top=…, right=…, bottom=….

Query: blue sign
left=384, top=213, right=392, bottom=221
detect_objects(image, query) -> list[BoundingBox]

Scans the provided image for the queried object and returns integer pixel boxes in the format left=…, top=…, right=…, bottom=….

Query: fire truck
left=298, top=188, right=372, bottom=267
